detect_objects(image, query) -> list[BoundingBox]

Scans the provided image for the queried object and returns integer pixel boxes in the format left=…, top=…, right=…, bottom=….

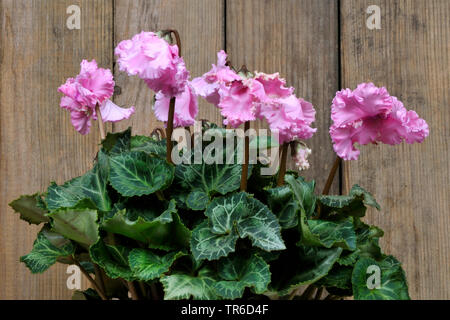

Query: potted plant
left=9, top=30, right=428, bottom=300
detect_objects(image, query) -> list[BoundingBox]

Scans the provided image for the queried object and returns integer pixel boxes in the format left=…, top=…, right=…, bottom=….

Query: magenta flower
left=256, top=72, right=317, bottom=144
left=58, top=60, right=135, bottom=135
left=191, top=50, right=240, bottom=106
left=217, top=78, right=265, bottom=128
left=115, top=31, right=189, bottom=96
left=153, top=83, right=198, bottom=127
left=330, top=82, right=429, bottom=160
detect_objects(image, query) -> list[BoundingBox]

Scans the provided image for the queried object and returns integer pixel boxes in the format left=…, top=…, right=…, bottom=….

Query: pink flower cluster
left=330, top=83, right=429, bottom=160
left=59, top=31, right=429, bottom=164
left=58, top=60, right=135, bottom=135
left=192, top=52, right=317, bottom=144
left=115, top=31, right=197, bottom=127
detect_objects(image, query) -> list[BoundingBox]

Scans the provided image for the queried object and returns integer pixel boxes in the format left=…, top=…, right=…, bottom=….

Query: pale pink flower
left=191, top=50, right=240, bottom=105
left=115, top=31, right=188, bottom=96
left=58, top=60, right=135, bottom=135
left=330, top=83, right=429, bottom=160
left=256, top=72, right=317, bottom=144
left=293, top=143, right=312, bottom=171
left=153, top=83, right=198, bottom=127
left=217, top=78, right=265, bottom=128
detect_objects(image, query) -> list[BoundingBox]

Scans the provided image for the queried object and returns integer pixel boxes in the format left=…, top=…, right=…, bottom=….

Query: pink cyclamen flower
left=330, top=82, right=429, bottom=160
left=115, top=31, right=189, bottom=96
left=217, top=77, right=265, bottom=128
left=191, top=50, right=240, bottom=105
left=58, top=59, right=135, bottom=135
left=153, top=83, right=198, bottom=127
left=256, top=72, right=317, bottom=144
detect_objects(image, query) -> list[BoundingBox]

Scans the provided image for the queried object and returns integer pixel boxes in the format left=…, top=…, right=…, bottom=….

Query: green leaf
left=102, top=200, right=190, bottom=251
left=352, top=256, right=410, bottom=300
left=319, top=184, right=380, bottom=218
left=316, top=265, right=353, bottom=290
left=285, top=175, right=316, bottom=217
left=266, top=186, right=299, bottom=229
left=130, top=135, right=166, bottom=157
left=48, top=207, right=99, bottom=247
left=161, top=273, right=219, bottom=300
left=190, top=221, right=239, bottom=261
left=20, top=226, right=75, bottom=273
left=46, top=150, right=111, bottom=212
left=90, top=240, right=134, bottom=280
left=129, top=249, right=185, bottom=281
left=299, top=212, right=357, bottom=250
left=72, top=288, right=101, bottom=300
left=337, top=220, right=384, bottom=266
left=173, top=152, right=245, bottom=207
left=101, top=128, right=131, bottom=156
left=109, top=151, right=174, bottom=197
left=270, top=246, right=343, bottom=296
left=9, top=193, right=49, bottom=225
left=190, top=193, right=285, bottom=261
left=186, top=190, right=209, bottom=211
left=214, top=254, right=271, bottom=299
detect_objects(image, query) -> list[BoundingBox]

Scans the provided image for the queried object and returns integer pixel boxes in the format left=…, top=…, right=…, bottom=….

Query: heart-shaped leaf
left=21, top=226, right=75, bottom=273
left=190, top=193, right=285, bottom=261
left=109, top=151, right=174, bottom=197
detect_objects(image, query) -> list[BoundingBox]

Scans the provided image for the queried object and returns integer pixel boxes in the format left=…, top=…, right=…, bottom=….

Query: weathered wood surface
left=0, top=0, right=448, bottom=299
left=0, top=0, right=113, bottom=299
left=341, top=0, right=450, bottom=299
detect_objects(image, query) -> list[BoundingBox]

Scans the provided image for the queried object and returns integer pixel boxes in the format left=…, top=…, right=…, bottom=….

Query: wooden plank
left=226, top=0, right=340, bottom=193
left=113, top=0, right=225, bottom=134
left=0, top=0, right=113, bottom=299
left=341, top=0, right=449, bottom=299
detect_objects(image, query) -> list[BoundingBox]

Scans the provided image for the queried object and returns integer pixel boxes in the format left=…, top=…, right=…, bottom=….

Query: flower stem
left=93, top=263, right=107, bottom=296
left=95, top=103, right=106, bottom=140
left=71, top=257, right=107, bottom=300
left=300, top=285, right=316, bottom=300
left=316, top=156, right=341, bottom=219
left=169, top=29, right=182, bottom=56
left=166, top=97, right=176, bottom=164
left=127, top=280, right=139, bottom=300
left=240, top=121, right=250, bottom=191
left=314, top=287, right=324, bottom=300
left=277, top=143, right=289, bottom=186
left=322, top=155, right=341, bottom=195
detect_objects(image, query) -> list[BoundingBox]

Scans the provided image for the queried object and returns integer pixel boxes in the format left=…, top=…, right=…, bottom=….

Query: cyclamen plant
left=9, top=30, right=429, bottom=300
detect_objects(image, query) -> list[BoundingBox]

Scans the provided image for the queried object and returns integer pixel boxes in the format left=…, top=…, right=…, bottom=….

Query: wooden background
left=0, top=0, right=448, bottom=299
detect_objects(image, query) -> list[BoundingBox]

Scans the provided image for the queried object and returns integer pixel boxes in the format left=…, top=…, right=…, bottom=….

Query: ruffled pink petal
left=254, top=72, right=293, bottom=100
left=60, top=96, right=80, bottom=112
left=331, top=88, right=367, bottom=127
left=353, top=82, right=392, bottom=117
left=115, top=31, right=188, bottom=96
left=99, top=99, right=135, bottom=123
left=76, top=60, right=115, bottom=104
left=70, top=110, right=92, bottom=135
left=403, top=110, right=429, bottom=144
left=192, top=50, right=239, bottom=106
left=216, top=50, right=227, bottom=67
left=153, top=84, right=198, bottom=127
left=218, top=80, right=258, bottom=128
left=329, top=125, right=361, bottom=160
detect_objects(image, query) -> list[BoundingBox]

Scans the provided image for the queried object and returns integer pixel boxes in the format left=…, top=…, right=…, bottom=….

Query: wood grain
left=226, top=0, right=340, bottom=193
left=341, top=0, right=450, bottom=299
left=112, top=0, right=225, bottom=135
left=0, top=0, right=113, bottom=299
